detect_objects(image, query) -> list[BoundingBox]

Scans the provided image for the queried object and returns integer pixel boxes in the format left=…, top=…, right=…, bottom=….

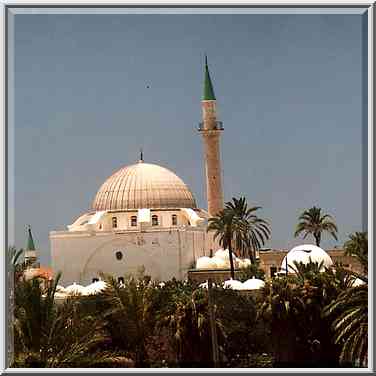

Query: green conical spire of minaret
left=26, top=226, right=36, bottom=250
left=203, top=55, right=216, bottom=100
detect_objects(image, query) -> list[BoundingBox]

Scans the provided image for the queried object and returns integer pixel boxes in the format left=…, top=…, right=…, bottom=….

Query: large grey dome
left=92, top=161, right=197, bottom=211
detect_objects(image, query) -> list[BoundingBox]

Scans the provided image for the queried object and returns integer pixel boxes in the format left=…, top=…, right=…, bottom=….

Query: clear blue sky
left=11, top=12, right=365, bottom=265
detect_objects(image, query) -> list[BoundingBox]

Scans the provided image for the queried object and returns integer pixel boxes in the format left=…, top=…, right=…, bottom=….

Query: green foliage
left=99, top=274, right=160, bottom=366
left=344, top=232, right=368, bottom=274
left=9, top=246, right=24, bottom=267
left=207, top=209, right=236, bottom=279
left=294, top=206, right=338, bottom=246
left=225, top=353, right=273, bottom=368
left=155, top=281, right=269, bottom=367
left=13, top=273, right=111, bottom=367
left=8, top=247, right=25, bottom=284
left=323, top=241, right=368, bottom=368
left=207, top=197, right=271, bottom=278
left=13, top=248, right=367, bottom=368
left=212, top=288, right=269, bottom=365
left=290, top=259, right=325, bottom=285
left=225, top=197, right=271, bottom=261
left=237, top=262, right=265, bottom=282
left=323, top=284, right=368, bottom=367
left=258, top=266, right=349, bottom=367
left=156, top=282, right=223, bottom=366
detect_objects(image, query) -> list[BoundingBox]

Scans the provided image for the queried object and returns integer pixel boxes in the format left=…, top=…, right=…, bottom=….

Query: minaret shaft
left=202, top=128, right=223, bottom=216
left=199, top=57, right=224, bottom=217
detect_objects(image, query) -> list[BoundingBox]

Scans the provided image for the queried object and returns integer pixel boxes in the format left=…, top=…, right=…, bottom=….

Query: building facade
left=50, top=160, right=221, bottom=285
left=50, top=59, right=223, bottom=285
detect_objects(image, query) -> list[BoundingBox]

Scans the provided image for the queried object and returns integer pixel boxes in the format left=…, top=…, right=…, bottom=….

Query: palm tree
left=41, top=298, right=112, bottom=367
left=158, top=284, right=225, bottom=366
left=289, top=259, right=325, bottom=284
left=9, top=246, right=24, bottom=267
left=344, top=232, right=368, bottom=274
left=208, top=197, right=271, bottom=278
left=323, top=283, right=368, bottom=366
left=259, top=271, right=344, bottom=367
left=207, top=209, right=236, bottom=279
left=100, top=274, right=158, bottom=366
left=258, top=278, right=306, bottom=365
left=13, top=273, right=110, bottom=367
left=225, top=197, right=271, bottom=262
left=294, top=206, right=338, bottom=246
left=8, top=247, right=25, bottom=282
left=323, top=235, right=368, bottom=367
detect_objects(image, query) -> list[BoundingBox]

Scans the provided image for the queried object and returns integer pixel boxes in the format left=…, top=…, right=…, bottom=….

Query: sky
left=10, top=11, right=366, bottom=265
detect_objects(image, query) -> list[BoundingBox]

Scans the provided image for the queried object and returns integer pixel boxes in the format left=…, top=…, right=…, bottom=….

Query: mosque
left=50, top=58, right=224, bottom=286
left=46, top=58, right=362, bottom=287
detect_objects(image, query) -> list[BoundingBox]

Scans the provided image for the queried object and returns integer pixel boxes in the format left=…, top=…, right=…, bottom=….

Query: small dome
left=56, top=285, right=66, bottom=293
left=84, top=280, right=108, bottom=295
left=92, top=161, right=197, bottom=210
left=351, top=277, right=365, bottom=287
left=280, top=244, right=333, bottom=273
left=54, top=292, right=69, bottom=299
left=214, top=257, right=230, bottom=269
left=242, top=278, right=265, bottom=290
left=196, top=256, right=217, bottom=270
left=214, top=249, right=238, bottom=262
left=65, top=282, right=87, bottom=295
left=196, top=249, right=251, bottom=270
left=223, top=279, right=244, bottom=290
left=238, top=259, right=252, bottom=269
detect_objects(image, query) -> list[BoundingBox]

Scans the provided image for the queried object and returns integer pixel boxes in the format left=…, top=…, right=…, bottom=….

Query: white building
left=50, top=57, right=224, bottom=285
left=50, top=159, right=220, bottom=285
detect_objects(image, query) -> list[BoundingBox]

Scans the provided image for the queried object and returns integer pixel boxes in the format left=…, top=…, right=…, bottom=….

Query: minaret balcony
left=198, top=121, right=224, bottom=132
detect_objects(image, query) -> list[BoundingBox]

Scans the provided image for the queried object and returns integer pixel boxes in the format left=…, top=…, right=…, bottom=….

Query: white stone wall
left=50, top=227, right=219, bottom=286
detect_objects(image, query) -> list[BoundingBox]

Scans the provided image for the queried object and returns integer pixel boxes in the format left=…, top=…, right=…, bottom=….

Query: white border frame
left=1, top=1, right=373, bottom=373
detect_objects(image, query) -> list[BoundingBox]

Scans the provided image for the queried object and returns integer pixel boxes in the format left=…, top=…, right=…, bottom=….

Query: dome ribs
left=92, top=162, right=197, bottom=211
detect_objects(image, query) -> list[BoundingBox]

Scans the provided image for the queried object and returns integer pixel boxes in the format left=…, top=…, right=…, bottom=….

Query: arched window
left=131, top=216, right=137, bottom=227
left=112, top=217, right=118, bottom=228
left=92, top=277, right=99, bottom=283
left=152, top=215, right=159, bottom=226
left=118, top=277, right=124, bottom=285
left=172, top=214, right=178, bottom=226
left=115, top=251, right=123, bottom=260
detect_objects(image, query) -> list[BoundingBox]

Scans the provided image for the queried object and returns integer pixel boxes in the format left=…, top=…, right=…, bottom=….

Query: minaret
left=24, top=226, right=38, bottom=267
left=199, top=56, right=224, bottom=216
